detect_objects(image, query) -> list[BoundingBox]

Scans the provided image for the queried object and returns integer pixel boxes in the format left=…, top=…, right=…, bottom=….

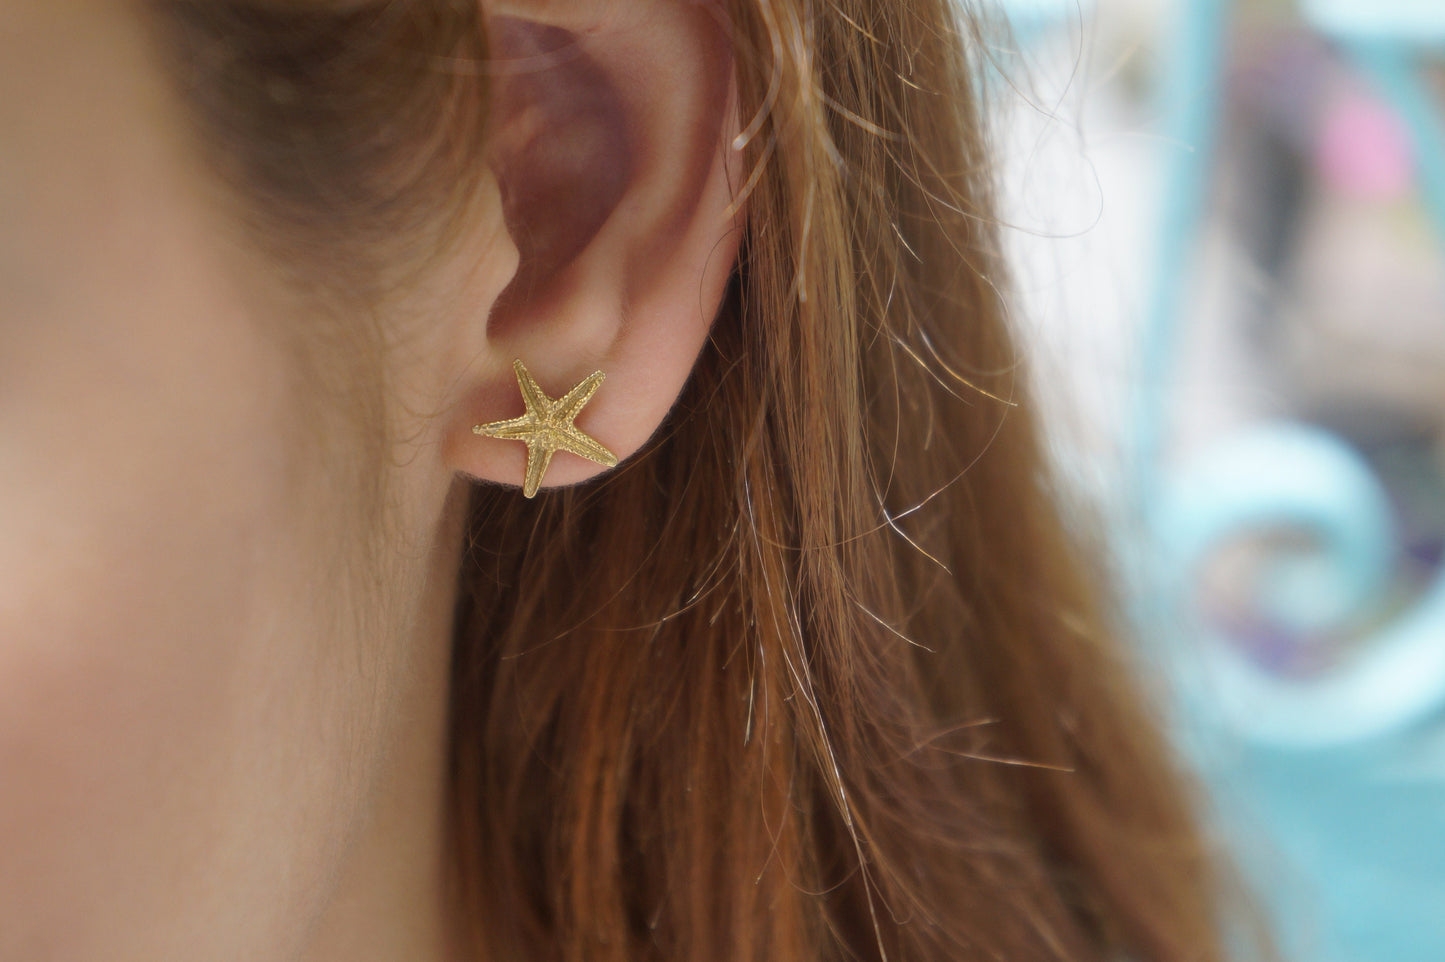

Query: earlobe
left=446, top=0, right=743, bottom=496
left=472, top=359, right=617, bottom=499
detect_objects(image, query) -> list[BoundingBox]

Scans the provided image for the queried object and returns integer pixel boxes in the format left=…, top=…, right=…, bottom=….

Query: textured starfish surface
left=472, top=359, right=618, bottom=498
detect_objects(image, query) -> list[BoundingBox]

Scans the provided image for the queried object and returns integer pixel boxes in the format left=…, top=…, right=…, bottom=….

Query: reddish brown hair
left=155, top=1, right=1231, bottom=959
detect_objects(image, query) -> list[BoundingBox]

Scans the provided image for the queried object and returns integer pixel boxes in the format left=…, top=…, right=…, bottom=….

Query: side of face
left=0, top=3, right=515, bottom=958
left=0, top=0, right=741, bottom=957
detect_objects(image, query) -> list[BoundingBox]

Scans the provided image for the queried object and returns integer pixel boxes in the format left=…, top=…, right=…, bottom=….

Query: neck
left=299, top=480, right=472, bottom=962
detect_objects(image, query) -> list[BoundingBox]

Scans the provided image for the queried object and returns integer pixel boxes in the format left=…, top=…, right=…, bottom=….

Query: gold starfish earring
left=472, top=359, right=619, bottom=498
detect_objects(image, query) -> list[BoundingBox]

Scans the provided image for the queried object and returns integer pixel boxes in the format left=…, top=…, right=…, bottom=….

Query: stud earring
left=472, top=358, right=619, bottom=498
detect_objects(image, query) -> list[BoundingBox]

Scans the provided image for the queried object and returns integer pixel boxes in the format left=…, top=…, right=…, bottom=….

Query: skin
left=0, top=1, right=740, bottom=960
left=0, top=3, right=513, bottom=959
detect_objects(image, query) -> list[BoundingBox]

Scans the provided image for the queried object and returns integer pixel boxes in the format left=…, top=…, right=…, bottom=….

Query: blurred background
left=977, top=0, right=1445, bottom=958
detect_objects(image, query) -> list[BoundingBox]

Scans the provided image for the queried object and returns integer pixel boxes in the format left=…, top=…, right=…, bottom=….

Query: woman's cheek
left=0, top=254, right=355, bottom=958
left=0, top=9, right=363, bottom=950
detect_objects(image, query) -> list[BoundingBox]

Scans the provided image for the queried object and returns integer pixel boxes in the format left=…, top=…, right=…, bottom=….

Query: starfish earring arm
left=522, top=443, right=556, bottom=499
left=511, top=358, right=552, bottom=415
left=472, top=414, right=539, bottom=439
left=472, top=359, right=618, bottom=498
left=553, top=424, right=619, bottom=468
left=554, top=371, right=606, bottom=423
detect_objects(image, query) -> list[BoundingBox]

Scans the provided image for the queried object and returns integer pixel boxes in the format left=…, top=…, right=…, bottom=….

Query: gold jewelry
left=472, top=358, right=618, bottom=498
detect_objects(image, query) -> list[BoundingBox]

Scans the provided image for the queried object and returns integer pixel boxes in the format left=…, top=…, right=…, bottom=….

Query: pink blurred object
left=1316, top=89, right=1415, bottom=200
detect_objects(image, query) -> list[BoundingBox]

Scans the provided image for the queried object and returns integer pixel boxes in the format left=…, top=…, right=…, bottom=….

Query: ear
left=443, top=0, right=744, bottom=495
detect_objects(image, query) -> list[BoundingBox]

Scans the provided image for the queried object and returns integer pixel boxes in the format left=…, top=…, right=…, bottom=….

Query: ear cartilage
left=472, top=358, right=619, bottom=498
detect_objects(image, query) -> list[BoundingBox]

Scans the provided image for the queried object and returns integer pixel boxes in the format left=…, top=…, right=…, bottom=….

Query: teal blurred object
left=1302, top=0, right=1445, bottom=42
left=1159, top=424, right=1445, bottom=748
left=1303, top=1, right=1445, bottom=264
left=975, top=0, right=1095, bottom=60
left=1140, top=1, right=1445, bottom=959
left=984, top=0, right=1093, bottom=33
